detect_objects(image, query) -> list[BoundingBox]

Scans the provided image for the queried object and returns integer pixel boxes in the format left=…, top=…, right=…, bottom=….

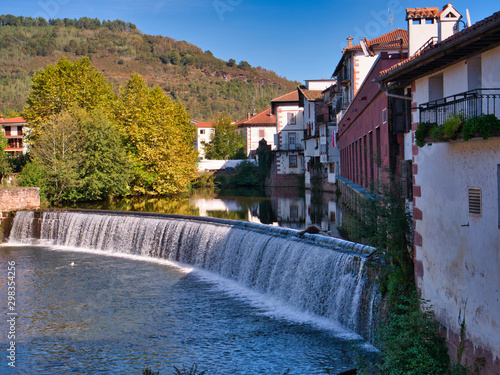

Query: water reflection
left=63, top=187, right=344, bottom=238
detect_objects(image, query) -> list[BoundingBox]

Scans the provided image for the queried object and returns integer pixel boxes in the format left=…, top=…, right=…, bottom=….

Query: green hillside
left=0, top=15, right=299, bottom=121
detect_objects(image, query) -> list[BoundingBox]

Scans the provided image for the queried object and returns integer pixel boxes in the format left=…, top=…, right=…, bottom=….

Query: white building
left=333, top=29, right=408, bottom=123
left=235, top=108, right=276, bottom=158
left=193, top=121, right=214, bottom=160
left=297, top=80, right=337, bottom=191
left=0, top=116, right=27, bottom=156
left=379, top=7, right=500, bottom=373
left=270, top=91, right=305, bottom=185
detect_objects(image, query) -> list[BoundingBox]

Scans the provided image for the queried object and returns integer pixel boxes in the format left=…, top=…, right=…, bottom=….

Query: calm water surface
left=61, top=187, right=344, bottom=237
left=0, top=245, right=372, bottom=375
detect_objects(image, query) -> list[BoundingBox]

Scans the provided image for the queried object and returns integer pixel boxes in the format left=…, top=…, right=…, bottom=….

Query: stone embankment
left=0, top=187, right=40, bottom=241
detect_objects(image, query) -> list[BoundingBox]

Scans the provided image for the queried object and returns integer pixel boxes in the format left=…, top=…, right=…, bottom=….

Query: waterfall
left=9, top=210, right=381, bottom=342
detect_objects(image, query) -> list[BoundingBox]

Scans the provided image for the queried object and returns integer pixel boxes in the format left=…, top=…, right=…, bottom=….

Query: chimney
left=347, top=36, right=354, bottom=48
left=247, top=113, right=250, bottom=120
left=438, top=3, right=462, bottom=42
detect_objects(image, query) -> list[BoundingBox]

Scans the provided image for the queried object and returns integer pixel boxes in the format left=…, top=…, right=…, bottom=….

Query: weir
left=9, top=210, right=382, bottom=343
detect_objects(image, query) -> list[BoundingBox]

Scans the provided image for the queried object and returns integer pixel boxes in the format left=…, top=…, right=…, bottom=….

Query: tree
left=114, top=74, right=198, bottom=195
left=77, top=108, right=132, bottom=200
left=20, top=108, right=132, bottom=203
left=203, top=115, right=246, bottom=160
left=23, top=56, right=114, bottom=139
left=29, top=110, right=82, bottom=202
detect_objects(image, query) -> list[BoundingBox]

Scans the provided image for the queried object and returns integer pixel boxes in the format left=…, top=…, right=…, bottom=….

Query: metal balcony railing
left=419, top=89, right=500, bottom=125
left=278, top=142, right=304, bottom=151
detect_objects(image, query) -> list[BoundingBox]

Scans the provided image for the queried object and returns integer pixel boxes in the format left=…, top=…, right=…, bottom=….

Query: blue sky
left=3, top=0, right=499, bottom=82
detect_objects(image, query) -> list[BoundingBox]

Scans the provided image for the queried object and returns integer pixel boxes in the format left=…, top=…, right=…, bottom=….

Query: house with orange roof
left=235, top=108, right=276, bottom=158
left=268, top=90, right=305, bottom=186
left=332, top=28, right=408, bottom=125
left=193, top=121, right=214, bottom=160
left=0, top=115, right=27, bottom=156
left=378, top=6, right=500, bottom=373
left=333, top=28, right=409, bottom=193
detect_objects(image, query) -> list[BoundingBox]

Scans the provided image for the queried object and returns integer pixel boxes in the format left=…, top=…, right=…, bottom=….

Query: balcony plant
left=415, top=122, right=437, bottom=147
left=416, top=114, right=500, bottom=147
left=462, top=114, right=500, bottom=141
left=443, top=113, right=463, bottom=139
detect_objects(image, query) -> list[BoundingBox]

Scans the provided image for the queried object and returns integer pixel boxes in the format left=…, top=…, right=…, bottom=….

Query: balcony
left=416, top=89, right=500, bottom=147
left=278, top=142, right=304, bottom=151
left=419, top=89, right=500, bottom=125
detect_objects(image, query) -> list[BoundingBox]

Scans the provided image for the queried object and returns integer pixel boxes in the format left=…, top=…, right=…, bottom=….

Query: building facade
left=235, top=108, right=276, bottom=158
left=194, top=121, right=214, bottom=160
left=0, top=116, right=27, bottom=156
left=379, top=8, right=500, bottom=373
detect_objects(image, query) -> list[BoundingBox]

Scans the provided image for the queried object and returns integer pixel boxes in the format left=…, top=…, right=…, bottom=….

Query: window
left=412, top=19, right=421, bottom=25
left=259, top=129, right=265, bottom=138
left=289, top=155, right=297, bottom=168
left=290, top=205, right=298, bottom=218
left=468, top=187, right=482, bottom=216
left=382, top=108, right=387, bottom=123
left=199, top=129, right=205, bottom=135
left=5, top=126, right=11, bottom=136
left=17, top=126, right=23, bottom=135
left=329, top=163, right=335, bottom=174
left=425, top=19, right=434, bottom=24
left=287, top=112, right=296, bottom=125
left=429, top=74, right=444, bottom=101
left=288, top=132, right=296, bottom=149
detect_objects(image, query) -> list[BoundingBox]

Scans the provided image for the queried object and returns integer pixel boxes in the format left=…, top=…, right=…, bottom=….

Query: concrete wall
left=0, top=188, right=40, bottom=211
left=413, top=139, right=500, bottom=373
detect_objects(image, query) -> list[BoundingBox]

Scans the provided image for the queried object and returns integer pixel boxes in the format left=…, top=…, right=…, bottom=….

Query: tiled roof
left=406, top=7, right=439, bottom=20
left=345, top=28, right=408, bottom=51
left=0, top=116, right=26, bottom=124
left=271, top=91, right=299, bottom=103
left=195, top=121, right=213, bottom=128
left=297, top=86, right=324, bottom=101
left=379, top=10, right=500, bottom=80
left=235, top=108, right=276, bottom=127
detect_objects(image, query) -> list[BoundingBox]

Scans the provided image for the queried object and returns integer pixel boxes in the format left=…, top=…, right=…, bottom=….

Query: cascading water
left=9, top=210, right=381, bottom=342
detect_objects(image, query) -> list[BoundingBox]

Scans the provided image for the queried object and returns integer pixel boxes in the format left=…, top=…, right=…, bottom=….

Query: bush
left=429, top=125, right=445, bottom=142
left=415, top=122, right=437, bottom=147
left=378, top=294, right=449, bottom=375
left=462, top=114, right=500, bottom=141
left=443, top=114, right=463, bottom=139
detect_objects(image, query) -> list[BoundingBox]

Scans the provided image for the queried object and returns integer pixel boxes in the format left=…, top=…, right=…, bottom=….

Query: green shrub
left=443, top=114, right=463, bottom=139
left=378, top=294, right=449, bottom=375
left=415, top=122, right=437, bottom=147
left=462, top=114, right=500, bottom=141
left=429, top=125, right=445, bottom=142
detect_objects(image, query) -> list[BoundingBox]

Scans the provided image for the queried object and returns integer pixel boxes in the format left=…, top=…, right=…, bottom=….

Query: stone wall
left=0, top=187, right=40, bottom=212
left=0, top=188, right=40, bottom=241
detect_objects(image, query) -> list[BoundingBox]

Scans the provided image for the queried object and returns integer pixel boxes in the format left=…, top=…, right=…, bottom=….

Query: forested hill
left=0, top=15, right=299, bottom=121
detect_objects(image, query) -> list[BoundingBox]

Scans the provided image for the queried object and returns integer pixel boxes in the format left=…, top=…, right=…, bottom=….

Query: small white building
left=0, top=116, right=27, bottom=156
left=235, top=108, right=276, bottom=158
left=193, top=121, right=214, bottom=160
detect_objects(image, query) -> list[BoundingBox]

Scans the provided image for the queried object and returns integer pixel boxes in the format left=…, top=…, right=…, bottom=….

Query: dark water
left=0, top=245, right=373, bottom=375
